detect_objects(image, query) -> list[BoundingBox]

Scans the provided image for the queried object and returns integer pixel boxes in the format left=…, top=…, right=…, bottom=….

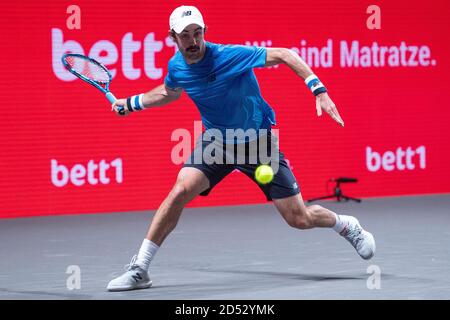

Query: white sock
left=332, top=213, right=349, bottom=233
left=135, top=239, right=159, bottom=271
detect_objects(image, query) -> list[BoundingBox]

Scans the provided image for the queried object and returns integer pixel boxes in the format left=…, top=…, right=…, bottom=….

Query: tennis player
left=107, top=5, right=375, bottom=291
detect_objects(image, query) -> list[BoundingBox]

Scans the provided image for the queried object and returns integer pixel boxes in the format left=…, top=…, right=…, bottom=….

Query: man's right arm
left=111, top=84, right=182, bottom=116
left=142, top=84, right=182, bottom=108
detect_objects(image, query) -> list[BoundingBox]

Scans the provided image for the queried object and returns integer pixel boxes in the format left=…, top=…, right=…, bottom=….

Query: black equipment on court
left=307, top=177, right=361, bottom=203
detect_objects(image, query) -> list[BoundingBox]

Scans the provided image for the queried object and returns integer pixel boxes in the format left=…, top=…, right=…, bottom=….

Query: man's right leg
left=107, top=167, right=210, bottom=292
left=146, top=167, right=210, bottom=246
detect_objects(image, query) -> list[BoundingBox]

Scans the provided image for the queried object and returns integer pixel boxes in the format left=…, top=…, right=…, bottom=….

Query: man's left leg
left=273, top=193, right=376, bottom=260
left=273, top=193, right=334, bottom=229
left=237, top=130, right=375, bottom=259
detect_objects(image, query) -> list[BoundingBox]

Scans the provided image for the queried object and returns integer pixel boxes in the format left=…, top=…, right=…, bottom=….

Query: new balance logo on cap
left=182, top=10, right=192, bottom=17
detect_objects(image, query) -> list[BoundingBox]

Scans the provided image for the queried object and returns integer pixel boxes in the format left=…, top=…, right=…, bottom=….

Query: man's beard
left=184, top=46, right=201, bottom=59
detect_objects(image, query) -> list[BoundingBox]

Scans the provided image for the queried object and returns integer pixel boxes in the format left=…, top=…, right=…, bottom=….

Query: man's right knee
left=167, top=168, right=210, bottom=205
left=169, top=182, right=190, bottom=204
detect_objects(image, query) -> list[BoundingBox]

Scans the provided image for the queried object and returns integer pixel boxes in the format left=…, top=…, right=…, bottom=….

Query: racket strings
left=65, top=56, right=110, bottom=83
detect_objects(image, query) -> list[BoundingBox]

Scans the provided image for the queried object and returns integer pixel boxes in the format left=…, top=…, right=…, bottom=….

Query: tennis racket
left=61, top=53, right=125, bottom=115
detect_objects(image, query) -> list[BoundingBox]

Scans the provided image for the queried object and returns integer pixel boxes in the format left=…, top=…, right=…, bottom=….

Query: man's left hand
left=316, top=92, right=344, bottom=127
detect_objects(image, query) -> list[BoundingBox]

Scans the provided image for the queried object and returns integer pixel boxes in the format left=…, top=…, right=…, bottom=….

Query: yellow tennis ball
left=255, top=164, right=274, bottom=184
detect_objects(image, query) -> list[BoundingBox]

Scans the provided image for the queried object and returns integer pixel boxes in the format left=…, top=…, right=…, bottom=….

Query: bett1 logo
left=366, top=146, right=426, bottom=172
left=51, top=158, right=123, bottom=187
left=51, top=28, right=176, bottom=81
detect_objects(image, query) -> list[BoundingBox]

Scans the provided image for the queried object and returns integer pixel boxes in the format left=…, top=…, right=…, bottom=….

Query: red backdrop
left=1, top=0, right=449, bottom=218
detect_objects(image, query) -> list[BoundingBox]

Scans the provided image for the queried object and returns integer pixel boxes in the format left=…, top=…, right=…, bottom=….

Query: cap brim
left=173, top=18, right=205, bottom=33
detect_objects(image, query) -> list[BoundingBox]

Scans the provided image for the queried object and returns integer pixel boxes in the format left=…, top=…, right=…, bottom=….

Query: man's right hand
left=111, top=99, right=130, bottom=116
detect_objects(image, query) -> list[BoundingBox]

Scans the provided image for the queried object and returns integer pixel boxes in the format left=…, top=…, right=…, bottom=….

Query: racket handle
left=105, top=92, right=126, bottom=115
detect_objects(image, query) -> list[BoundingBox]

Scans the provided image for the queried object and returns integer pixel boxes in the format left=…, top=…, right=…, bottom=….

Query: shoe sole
left=107, top=280, right=153, bottom=292
left=351, top=218, right=376, bottom=260
left=360, top=230, right=376, bottom=260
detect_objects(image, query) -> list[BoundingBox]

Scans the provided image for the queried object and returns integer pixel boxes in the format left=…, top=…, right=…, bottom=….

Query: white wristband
left=128, top=93, right=145, bottom=111
left=138, top=93, right=144, bottom=109
left=305, top=74, right=327, bottom=96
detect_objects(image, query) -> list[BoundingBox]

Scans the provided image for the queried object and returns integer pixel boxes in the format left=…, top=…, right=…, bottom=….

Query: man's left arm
left=265, top=47, right=344, bottom=127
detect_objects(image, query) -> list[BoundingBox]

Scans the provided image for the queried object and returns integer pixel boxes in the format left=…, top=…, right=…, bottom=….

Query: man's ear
left=204, top=25, right=207, bottom=34
left=168, top=29, right=177, bottom=41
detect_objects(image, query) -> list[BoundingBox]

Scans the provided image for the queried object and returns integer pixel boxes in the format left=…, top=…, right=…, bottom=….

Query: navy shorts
left=183, top=130, right=300, bottom=201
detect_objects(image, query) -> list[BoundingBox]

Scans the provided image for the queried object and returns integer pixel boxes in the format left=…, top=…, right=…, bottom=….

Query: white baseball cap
left=169, top=5, right=205, bottom=34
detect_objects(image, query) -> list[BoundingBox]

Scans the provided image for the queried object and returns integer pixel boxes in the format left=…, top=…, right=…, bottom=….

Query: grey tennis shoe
left=339, top=216, right=376, bottom=260
left=107, top=255, right=152, bottom=292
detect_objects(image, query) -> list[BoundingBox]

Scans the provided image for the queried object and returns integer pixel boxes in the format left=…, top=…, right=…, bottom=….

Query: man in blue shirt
left=108, top=5, right=375, bottom=292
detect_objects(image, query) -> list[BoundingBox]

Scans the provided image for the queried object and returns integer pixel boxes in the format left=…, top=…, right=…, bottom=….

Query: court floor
left=0, top=194, right=449, bottom=299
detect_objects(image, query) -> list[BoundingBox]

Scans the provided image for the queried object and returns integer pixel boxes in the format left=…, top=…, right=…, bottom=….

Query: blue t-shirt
left=164, top=42, right=276, bottom=143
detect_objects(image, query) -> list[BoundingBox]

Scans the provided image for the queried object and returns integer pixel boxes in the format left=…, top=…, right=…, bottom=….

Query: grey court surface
left=0, top=194, right=449, bottom=300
